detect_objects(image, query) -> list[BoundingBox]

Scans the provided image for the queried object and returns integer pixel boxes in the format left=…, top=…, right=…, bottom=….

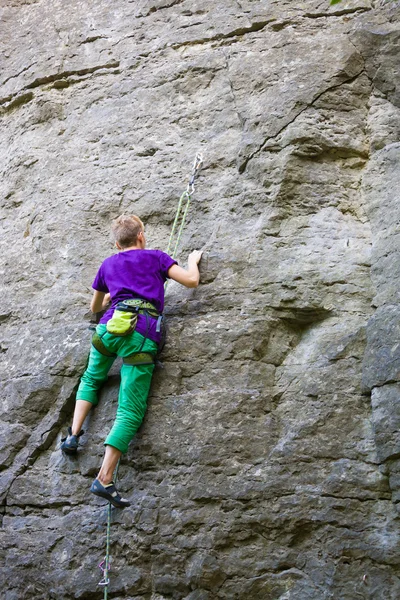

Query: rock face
left=1, top=1, right=400, bottom=598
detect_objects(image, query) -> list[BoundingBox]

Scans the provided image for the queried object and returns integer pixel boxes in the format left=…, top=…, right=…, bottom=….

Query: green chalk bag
left=106, top=306, right=138, bottom=336
left=106, top=299, right=159, bottom=337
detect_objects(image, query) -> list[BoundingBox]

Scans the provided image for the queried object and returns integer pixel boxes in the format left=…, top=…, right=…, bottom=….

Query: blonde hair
left=111, top=215, right=144, bottom=248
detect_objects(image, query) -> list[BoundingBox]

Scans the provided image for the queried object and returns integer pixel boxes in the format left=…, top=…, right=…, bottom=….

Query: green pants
left=76, top=324, right=158, bottom=454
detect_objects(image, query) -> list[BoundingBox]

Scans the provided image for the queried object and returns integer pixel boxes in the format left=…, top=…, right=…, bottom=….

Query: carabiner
left=98, top=558, right=110, bottom=587
left=186, top=152, right=203, bottom=194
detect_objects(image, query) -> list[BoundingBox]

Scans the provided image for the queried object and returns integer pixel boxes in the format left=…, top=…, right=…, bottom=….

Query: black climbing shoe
left=90, top=479, right=131, bottom=508
left=60, top=427, right=84, bottom=455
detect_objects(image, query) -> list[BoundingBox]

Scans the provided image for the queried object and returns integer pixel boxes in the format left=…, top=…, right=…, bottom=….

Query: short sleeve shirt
left=92, top=249, right=177, bottom=343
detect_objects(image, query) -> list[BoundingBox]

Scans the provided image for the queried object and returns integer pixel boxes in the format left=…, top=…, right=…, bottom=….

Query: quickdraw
left=98, top=461, right=118, bottom=597
left=166, top=152, right=203, bottom=260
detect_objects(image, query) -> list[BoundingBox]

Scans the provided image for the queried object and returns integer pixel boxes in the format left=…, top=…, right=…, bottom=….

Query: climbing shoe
left=60, top=427, right=84, bottom=455
left=90, top=479, right=131, bottom=508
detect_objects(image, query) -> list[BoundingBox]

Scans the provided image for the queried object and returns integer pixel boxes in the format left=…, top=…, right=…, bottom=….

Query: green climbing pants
left=76, top=324, right=158, bottom=454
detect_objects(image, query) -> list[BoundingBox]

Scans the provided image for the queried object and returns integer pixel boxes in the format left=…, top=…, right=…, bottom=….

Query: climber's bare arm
left=91, top=291, right=111, bottom=313
left=168, top=250, right=203, bottom=288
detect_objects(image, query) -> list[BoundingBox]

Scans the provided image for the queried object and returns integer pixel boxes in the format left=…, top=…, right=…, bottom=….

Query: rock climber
left=61, top=214, right=202, bottom=508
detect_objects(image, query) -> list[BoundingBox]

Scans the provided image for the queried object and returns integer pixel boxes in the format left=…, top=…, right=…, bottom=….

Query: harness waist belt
left=115, top=299, right=163, bottom=333
left=117, top=299, right=159, bottom=318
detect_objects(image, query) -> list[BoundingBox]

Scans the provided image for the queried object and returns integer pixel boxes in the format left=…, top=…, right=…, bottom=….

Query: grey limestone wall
left=1, top=1, right=400, bottom=599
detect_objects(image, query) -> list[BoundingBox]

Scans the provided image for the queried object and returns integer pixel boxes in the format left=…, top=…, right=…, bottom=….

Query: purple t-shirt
left=92, top=249, right=177, bottom=343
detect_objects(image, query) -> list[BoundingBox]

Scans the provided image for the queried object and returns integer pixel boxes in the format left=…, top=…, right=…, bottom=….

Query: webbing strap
left=123, top=352, right=156, bottom=366
left=92, top=333, right=117, bottom=357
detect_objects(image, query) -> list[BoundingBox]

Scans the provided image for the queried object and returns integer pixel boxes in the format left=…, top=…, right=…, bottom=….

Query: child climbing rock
left=61, top=214, right=202, bottom=508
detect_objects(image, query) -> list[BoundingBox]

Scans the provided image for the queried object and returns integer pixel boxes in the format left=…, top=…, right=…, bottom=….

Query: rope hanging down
left=97, top=152, right=203, bottom=598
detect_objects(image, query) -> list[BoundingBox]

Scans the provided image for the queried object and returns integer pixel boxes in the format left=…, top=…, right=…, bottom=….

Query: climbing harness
left=97, top=152, right=203, bottom=598
left=106, top=299, right=160, bottom=337
left=92, top=299, right=161, bottom=365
